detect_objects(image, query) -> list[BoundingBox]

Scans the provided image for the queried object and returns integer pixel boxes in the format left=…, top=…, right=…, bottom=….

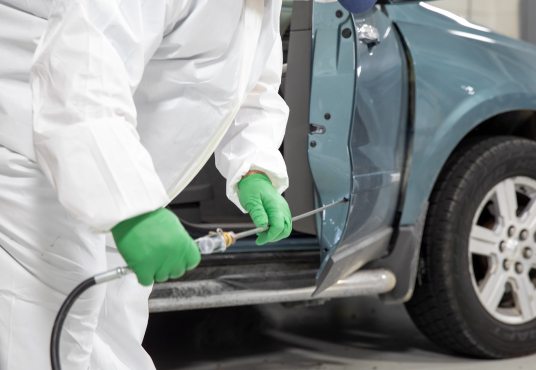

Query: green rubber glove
left=238, top=173, right=292, bottom=245
left=111, top=208, right=201, bottom=286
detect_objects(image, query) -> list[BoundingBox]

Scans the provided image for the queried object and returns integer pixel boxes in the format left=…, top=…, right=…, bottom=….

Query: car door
left=309, top=1, right=410, bottom=293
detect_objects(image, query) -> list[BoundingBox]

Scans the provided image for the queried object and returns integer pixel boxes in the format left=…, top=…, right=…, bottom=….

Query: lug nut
left=508, top=226, right=516, bottom=237
left=520, top=229, right=529, bottom=241
left=504, top=259, right=512, bottom=271
left=516, top=262, right=524, bottom=274
left=499, top=241, right=506, bottom=253
left=523, top=247, right=533, bottom=259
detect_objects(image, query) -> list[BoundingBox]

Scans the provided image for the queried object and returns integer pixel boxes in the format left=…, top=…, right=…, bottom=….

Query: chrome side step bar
left=148, top=269, right=396, bottom=312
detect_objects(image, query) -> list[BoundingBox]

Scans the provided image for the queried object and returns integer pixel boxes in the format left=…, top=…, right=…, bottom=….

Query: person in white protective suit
left=0, top=0, right=293, bottom=369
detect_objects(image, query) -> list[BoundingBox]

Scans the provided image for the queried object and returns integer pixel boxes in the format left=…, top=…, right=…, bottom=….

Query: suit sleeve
left=31, top=0, right=170, bottom=232
left=215, top=36, right=290, bottom=212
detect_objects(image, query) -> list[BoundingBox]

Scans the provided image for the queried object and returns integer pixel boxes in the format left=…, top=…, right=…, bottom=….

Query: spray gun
left=50, top=198, right=348, bottom=370
left=196, top=198, right=347, bottom=254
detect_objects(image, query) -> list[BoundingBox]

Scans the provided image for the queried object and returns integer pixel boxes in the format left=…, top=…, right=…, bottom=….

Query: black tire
left=405, top=136, right=536, bottom=358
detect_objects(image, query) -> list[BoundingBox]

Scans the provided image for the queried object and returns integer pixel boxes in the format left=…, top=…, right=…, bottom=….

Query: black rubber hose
left=50, top=277, right=97, bottom=370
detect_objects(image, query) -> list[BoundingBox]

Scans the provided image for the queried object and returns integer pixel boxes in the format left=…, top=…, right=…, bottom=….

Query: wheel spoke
left=479, top=269, right=507, bottom=311
left=513, top=275, right=536, bottom=321
left=469, top=226, right=501, bottom=256
left=522, top=198, right=536, bottom=229
left=494, top=179, right=518, bottom=225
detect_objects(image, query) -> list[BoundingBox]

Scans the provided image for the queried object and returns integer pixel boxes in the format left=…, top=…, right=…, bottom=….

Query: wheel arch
left=401, top=106, right=536, bottom=227
left=387, top=108, right=536, bottom=304
left=464, top=110, right=536, bottom=142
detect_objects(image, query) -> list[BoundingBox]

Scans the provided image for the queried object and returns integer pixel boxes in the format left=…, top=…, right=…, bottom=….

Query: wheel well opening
left=433, top=110, right=536, bottom=197
left=464, top=110, right=536, bottom=142
left=431, top=110, right=536, bottom=203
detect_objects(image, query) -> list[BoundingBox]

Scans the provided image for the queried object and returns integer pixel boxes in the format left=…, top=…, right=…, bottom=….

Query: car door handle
left=357, top=24, right=380, bottom=45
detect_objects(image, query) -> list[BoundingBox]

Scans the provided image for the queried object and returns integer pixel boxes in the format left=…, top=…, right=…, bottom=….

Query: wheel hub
left=469, top=177, right=536, bottom=325
left=503, top=238, right=519, bottom=261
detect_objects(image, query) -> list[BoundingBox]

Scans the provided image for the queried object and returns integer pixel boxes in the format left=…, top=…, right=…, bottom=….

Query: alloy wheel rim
left=469, top=176, right=536, bottom=325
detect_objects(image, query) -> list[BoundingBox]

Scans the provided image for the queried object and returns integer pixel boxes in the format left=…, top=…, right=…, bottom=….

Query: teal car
left=153, top=0, right=536, bottom=359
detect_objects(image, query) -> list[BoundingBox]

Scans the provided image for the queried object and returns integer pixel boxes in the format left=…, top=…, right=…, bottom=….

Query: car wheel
left=405, top=136, right=536, bottom=358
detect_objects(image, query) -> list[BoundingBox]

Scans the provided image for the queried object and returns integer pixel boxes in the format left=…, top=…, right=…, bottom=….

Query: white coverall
left=0, top=0, right=289, bottom=368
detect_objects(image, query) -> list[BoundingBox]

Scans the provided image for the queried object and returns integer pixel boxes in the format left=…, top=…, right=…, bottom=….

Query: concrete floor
left=143, top=296, right=536, bottom=370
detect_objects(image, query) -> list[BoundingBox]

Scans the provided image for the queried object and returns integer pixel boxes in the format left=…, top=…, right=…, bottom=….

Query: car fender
left=386, top=2, right=536, bottom=225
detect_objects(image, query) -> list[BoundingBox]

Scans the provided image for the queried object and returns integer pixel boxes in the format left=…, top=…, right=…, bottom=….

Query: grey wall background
left=431, top=0, right=521, bottom=39
left=520, top=0, right=536, bottom=44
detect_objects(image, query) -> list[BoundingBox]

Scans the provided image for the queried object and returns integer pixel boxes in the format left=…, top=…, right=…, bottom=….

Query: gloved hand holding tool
left=111, top=208, right=201, bottom=286
left=112, top=171, right=291, bottom=286
left=238, top=173, right=292, bottom=245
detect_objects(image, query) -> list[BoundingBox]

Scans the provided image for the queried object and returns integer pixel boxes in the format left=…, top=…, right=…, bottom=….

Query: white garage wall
left=431, top=0, right=520, bottom=39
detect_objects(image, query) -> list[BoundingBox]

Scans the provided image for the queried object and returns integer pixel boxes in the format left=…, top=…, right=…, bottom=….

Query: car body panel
left=342, top=7, right=407, bottom=250
left=311, top=3, right=409, bottom=284
left=385, top=2, right=536, bottom=225
left=308, top=1, right=354, bottom=261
